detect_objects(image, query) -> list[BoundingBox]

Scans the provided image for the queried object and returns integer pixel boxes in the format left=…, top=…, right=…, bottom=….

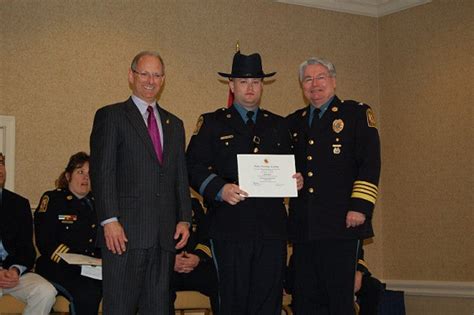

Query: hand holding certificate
left=237, top=154, right=298, bottom=197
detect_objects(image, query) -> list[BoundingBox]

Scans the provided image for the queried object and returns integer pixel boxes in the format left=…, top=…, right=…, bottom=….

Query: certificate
left=237, top=154, right=297, bottom=197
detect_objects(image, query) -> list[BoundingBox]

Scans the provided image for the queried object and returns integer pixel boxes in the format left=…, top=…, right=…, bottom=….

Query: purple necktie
left=147, top=106, right=163, bottom=163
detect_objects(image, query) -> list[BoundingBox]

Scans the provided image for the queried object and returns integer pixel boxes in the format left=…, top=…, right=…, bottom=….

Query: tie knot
left=147, top=106, right=154, bottom=114
left=246, top=111, right=254, bottom=121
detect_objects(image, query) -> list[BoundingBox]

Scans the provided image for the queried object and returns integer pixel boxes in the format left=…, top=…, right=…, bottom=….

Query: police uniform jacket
left=186, top=105, right=292, bottom=240
left=34, top=188, right=100, bottom=278
left=286, top=96, right=381, bottom=241
left=178, top=198, right=212, bottom=263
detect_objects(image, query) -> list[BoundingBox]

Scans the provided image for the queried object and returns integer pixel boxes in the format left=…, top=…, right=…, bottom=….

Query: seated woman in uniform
left=34, top=152, right=102, bottom=315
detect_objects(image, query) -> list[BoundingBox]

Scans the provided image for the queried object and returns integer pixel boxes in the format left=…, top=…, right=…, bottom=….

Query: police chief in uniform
left=170, top=198, right=218, bottom=314
left=286, top=57, right=381, bottom=315
left=186, top=51, right=303, bottom=315
left=35, top=152, right=102, bottom=315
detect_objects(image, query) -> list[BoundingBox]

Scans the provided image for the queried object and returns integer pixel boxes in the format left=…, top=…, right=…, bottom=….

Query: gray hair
left=298, top=57, right=336, bottom=82
left=131, top=51, right=165, bottom=74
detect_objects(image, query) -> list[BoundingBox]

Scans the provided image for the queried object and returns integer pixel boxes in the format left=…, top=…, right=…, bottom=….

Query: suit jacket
left=186, top=105, right=292, bottom=240
left=286, top=96, right=381, bottom=241
left=0, top=189, right=36, bottom=271
left=90, top=97, right=192, bottom=252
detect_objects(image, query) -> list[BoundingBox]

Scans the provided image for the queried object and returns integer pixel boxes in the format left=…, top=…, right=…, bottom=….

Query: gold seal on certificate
left=237, top=154, right=298, bottom=197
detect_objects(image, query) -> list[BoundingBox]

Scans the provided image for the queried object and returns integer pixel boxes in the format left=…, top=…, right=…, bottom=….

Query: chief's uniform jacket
left=186, top=105, right=292, bottom=241
left=286, top=96, right=381, bottom=241
left=34, top=188, right=102, bottom=315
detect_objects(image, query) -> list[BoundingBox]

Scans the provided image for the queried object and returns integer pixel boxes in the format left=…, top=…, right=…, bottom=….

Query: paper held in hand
left=58, top=253, right=102, bottom=280
left=237, top=154, right=297, bottom=198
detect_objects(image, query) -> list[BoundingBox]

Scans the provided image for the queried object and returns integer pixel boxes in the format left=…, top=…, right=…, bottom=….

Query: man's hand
left=354, top=270, right=363, bottom=293
left=174, top=252, right=200, bottom=273
left=174, top=222, right=190, bottom=249
left=222, top=183, right=248, bottom=205
left=0, top=268, right=20, bottom=289
left=104, top=221, right=128, bottom=255
left=293, top=172, right=304, bottom=190
left=346, top=211, right=366, bottom=228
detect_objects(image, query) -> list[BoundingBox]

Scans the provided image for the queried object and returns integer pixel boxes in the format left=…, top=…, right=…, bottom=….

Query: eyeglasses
left=302, top=73, right=332, bottom=84
left=132, top=70, right=164, bottom=81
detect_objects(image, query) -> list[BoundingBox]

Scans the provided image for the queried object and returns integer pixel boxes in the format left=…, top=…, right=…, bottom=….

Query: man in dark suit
left=286, top=57, right=381, bottom=314
left=0, top=153, right=57, bottom=314
left=90, top=51, right=192, bottom=315
left=187, top=51, right=303, bottom=314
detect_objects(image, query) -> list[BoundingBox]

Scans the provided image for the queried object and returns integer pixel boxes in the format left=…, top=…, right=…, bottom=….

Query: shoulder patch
left=366, top=108, right=377, bottom=128
left=38, top=195, right=49, bottom=213
left=193, top=115, right=204, bottom=135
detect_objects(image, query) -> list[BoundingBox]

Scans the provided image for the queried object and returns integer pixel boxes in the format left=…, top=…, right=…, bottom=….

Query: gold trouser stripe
left=352, top=187, right=377, bottom=199
left=351, top=192, right=376, bottom=204
left=358, top=259, right=369, bottom=270
left=195, top=244, right=212, bottom=258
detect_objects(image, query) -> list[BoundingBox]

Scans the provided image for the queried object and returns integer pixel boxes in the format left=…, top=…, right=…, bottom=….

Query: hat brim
left=218, top=72, right=276, bottom=78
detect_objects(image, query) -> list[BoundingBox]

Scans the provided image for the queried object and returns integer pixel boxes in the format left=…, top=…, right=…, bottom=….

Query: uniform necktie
left=246, top=111, right=255, bottom=130
left=310, top=108, right=321, bottom=129
left=147, top=106, right=163, bottom=163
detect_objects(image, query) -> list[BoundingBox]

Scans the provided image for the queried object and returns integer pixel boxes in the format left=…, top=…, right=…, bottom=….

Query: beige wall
left=0, top=0, right=472, bottom=290
left=379, top=0, right=474, bottom=282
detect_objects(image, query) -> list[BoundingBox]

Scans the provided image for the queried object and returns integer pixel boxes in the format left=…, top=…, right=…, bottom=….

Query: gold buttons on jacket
left=307, top=155, right=313, bottom=161
left=307, top=171, right=313, bottom=177
left=308, top=139, right=314, bottom=145
left=89, top=239, right=93, bottom=243
left=91, top=224, right=96, bottom=228
left=308, top=187, right=314, bottom=193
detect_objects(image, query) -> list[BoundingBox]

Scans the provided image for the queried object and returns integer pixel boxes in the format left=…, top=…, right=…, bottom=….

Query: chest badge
left=332, top=144, right=342, bottom=154
left=332, top=119, right=344, bottom=133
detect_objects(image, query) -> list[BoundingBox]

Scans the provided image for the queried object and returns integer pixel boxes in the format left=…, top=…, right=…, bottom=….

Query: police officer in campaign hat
left=187, top=51, right=303, bottom=314
left=34, top=152, right=102, bottom=315
left=286, top=57, right=381, bottom=315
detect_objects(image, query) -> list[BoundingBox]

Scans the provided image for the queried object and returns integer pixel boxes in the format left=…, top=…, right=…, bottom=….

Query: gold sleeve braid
left=351, top=180, right=378, bottom=205
left=50, top=243, right=70, bottom=263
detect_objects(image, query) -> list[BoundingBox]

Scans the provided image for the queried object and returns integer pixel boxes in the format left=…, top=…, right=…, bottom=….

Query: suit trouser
left=212, top=239, right=286, bottom=315
left=1, top=272, right=57, bottom=315
left=102, top=246, right=173, bottom=315
left=171, top=260, right=219, bottom=314
left=293, top=239, right=359, bottom=315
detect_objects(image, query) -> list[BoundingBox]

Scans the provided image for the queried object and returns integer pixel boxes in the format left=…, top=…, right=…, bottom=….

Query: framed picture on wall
left=0, top=115, right=15, bottom=190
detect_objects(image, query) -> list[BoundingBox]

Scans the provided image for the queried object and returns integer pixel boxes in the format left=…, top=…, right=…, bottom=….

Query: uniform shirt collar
left=310, top=95, right=334, bottom=119
left=233, top=103, right=259, bottom=123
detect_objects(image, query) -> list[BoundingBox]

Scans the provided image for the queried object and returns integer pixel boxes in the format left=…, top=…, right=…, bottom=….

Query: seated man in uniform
left=354, top=244, right=384, bottom=315
left=171, top=198, right=218, bottom=315
left=0, top=152, right=57, bottom=315
left=285, top=242, right=384, bottom=315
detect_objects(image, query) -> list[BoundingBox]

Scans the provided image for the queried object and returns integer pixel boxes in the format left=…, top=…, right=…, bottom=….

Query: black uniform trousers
left=293, top=239, right=359, bottom=315
left=37, top=264, right=101, bottom=315
left=212, top=239, right=286, bottom=315
left=102, top=246, right=173, bottom=315
left=170, top=261, right=219, bottom=314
